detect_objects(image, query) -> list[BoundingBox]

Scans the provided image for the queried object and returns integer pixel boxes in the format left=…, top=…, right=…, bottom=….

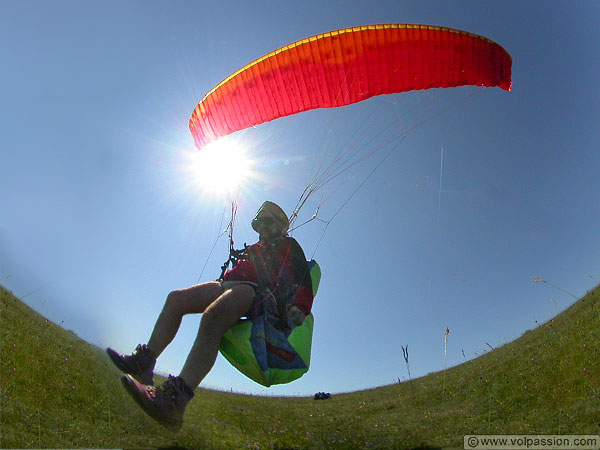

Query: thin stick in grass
left=401, top=345, right=416, bottom=401
left=443, top=326, right=450, bottom=394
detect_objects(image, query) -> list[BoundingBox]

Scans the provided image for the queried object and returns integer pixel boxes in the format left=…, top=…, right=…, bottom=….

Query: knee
left=164, top=290, right=184, bottom=315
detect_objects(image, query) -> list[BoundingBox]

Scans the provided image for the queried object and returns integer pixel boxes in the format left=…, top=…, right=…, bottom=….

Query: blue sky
left=1, top=1, right=598, bottom=396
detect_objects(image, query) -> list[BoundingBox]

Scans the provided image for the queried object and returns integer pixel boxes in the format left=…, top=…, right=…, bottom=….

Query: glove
left=287, top=305, right=305, bottom=327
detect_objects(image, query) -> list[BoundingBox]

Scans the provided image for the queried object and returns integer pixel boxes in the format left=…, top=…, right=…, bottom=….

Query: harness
left=218, top=244, right=248, bottom=281
left=219, top=239, right=295, bottom=332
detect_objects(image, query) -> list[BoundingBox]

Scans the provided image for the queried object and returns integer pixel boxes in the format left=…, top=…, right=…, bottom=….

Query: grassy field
left=1, top=284, right=598, bottom=449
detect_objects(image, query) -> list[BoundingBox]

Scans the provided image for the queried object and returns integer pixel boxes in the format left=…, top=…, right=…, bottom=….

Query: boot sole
left=120, top=375, right=182, bottom=432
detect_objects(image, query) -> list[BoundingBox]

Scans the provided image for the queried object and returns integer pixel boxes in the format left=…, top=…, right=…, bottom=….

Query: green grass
left=1, top=284, right=598, bottom=449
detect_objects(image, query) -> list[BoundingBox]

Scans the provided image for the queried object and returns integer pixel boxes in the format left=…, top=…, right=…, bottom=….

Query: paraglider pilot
left=106, top=201, right=314, bottom=430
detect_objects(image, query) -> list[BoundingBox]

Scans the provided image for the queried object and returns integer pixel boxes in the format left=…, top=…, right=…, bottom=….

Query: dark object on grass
left=314, top=392, right=331, bottom=400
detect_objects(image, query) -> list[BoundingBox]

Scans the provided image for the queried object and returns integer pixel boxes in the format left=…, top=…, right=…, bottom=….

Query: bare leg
left=178, top=284, right=255, bottom=389
left=147, top=281, right=224, bottom=358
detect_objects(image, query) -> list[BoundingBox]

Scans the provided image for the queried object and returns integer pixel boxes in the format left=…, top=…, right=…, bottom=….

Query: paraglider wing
left=190, top=24, right=512, bottom=149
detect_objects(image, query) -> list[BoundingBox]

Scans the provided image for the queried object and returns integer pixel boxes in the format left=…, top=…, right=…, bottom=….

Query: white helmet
left=251, top=201, right=289, bottom=236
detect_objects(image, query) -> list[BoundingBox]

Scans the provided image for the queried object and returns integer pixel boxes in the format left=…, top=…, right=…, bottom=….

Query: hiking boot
left=120, top=374, right=194, bottom=431
left=106, top=344, right=156, bottom=385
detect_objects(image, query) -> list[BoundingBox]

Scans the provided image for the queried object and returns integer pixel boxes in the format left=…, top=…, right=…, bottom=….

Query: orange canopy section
left=190, top=24, right=512, bottom=149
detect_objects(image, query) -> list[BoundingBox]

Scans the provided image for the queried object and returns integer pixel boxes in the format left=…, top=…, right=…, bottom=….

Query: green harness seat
left=219, top=260, right=321, bottom=386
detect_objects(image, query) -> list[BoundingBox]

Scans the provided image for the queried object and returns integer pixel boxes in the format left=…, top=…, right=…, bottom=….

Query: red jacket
left=222, top=236, right=314, bottom=316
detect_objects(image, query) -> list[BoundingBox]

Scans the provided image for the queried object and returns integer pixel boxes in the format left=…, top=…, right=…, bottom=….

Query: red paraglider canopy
left=190, top=24, right=512, bottom=149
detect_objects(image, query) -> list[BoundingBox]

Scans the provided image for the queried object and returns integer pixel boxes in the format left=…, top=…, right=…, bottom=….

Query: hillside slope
left=1, top=284, right=598, bottom=449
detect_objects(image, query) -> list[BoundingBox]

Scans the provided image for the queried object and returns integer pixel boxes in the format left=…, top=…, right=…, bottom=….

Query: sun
left=183, top=138, right=257, bottom=198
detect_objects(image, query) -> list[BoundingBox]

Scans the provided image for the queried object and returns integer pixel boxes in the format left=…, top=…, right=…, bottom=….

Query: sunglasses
left=256, top=216, right=276, bottom=226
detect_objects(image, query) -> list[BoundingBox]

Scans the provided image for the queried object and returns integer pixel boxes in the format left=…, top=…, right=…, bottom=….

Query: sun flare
left=184, top=138, right=256, bottom=198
